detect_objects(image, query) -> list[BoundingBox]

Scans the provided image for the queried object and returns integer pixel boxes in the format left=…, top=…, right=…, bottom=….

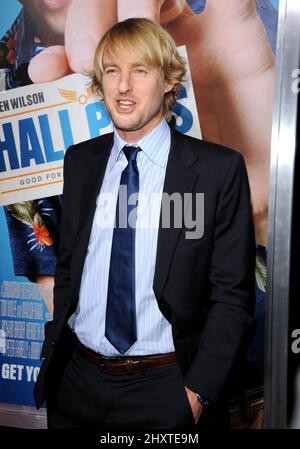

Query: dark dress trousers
left=34, top=128, right=256, bottom=428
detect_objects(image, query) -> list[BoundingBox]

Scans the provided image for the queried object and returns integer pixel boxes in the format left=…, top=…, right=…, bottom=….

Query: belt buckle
left=126, top=358, right=146, bottom=375
left=99, top=357, right=136, bottom=374
left=125, top=358, right=134, bottom=374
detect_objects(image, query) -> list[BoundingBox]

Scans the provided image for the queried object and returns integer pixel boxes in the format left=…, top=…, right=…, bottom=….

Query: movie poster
left=0, top=0, right=279, bottom=428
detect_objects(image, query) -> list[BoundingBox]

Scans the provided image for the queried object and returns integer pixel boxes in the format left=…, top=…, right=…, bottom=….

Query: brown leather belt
left=75, top=340, right=176, bottom=374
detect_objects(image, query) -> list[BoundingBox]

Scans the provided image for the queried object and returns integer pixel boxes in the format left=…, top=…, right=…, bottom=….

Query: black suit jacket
left=34, top=128, right=255, bottom=409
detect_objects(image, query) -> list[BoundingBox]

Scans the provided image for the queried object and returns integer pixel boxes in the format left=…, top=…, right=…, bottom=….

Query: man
left=34, top=18, right=255, bottom=430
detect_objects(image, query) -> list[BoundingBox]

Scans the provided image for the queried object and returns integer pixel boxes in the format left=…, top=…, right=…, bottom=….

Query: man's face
left=19, top=0, right=73, bottom=38
left=101, top=52, right=172, bottom=142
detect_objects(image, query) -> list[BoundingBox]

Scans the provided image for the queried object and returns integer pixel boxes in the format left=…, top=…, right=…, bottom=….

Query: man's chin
left=112, top=119, right=141, bottom=133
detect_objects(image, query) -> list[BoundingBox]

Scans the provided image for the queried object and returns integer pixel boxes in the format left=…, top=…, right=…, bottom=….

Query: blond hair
left=90, top=18, right=186, bottom=121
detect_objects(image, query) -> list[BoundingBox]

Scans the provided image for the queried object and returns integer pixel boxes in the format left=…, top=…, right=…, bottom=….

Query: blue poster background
left=0, top=205, right=49, bottom=406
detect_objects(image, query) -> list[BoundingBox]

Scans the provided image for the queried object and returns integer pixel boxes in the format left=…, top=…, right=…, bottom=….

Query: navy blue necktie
left=105, top=146, right=140, bottom=354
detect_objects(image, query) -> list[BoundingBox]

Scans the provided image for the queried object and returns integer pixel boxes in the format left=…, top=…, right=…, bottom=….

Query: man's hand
left=185, top=386, right=203, bottom=424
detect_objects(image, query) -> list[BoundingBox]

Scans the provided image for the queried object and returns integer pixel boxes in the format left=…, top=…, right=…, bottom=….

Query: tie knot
left=123, top=146, right=140, bottom=162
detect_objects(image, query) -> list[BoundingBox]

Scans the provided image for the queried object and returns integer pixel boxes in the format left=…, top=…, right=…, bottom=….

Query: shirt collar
left=109, top=119, right=170, bottom=171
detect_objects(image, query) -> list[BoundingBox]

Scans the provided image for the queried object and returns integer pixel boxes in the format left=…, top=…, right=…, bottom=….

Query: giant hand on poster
left=0, top=0, right=278, bottom=428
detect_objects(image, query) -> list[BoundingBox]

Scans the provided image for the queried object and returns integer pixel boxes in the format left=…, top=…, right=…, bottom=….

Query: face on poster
left=0, top=0, right=278, bottom=424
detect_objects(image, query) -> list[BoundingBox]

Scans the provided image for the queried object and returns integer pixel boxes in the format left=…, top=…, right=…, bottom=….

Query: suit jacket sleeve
left=184, top=151, right=256, bottom=404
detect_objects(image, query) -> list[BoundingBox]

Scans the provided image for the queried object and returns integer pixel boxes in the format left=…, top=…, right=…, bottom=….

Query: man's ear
left=164, top=81, right=174, bottom=94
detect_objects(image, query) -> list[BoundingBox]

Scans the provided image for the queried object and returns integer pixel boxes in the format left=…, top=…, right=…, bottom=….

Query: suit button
left=51, top=340, right=55, bottom=347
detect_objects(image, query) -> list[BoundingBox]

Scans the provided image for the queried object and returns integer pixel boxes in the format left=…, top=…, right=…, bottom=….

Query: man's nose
left=118, top=72, right=132, bottom=93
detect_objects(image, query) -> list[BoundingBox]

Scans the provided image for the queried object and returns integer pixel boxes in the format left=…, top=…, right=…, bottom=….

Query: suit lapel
left=78, top=134, right=113, bottom=237
left=153, top=129, right=200, bottom=300
left=71, top=133, right=113, bottom=300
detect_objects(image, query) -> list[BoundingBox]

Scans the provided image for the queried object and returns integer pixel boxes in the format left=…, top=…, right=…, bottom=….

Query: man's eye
left=105, top=68, right=117, bottom=74
left=135, top=68, right=147, bottom=74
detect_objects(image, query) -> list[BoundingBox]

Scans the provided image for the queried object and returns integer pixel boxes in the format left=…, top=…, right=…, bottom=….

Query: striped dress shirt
left=68, top=119, right=175, bottom=356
